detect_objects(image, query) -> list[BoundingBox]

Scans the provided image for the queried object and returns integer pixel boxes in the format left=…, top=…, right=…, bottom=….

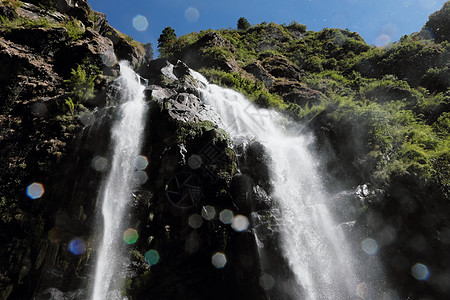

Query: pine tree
left=158, top=27, right=177, bottom=57
left=237, top=17, right=251, bottom=31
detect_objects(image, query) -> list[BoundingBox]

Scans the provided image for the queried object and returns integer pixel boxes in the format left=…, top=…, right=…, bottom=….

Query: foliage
left=65, top=19, right=85, bottom=41
left=200, top=68, right=286, bottom=109
left=237, top=17, right=251, bottom=31
left=2, top=0, right=22, bottom=9
left=424, top=1, right=450, bottom=43
left=0, top=15, right=53, bottom=32
left=158, top=26, right=177, bottom=57
left=64, top=63, right=99, bottom=103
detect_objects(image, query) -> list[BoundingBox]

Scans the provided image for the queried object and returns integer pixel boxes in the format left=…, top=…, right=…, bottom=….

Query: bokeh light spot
left=188, top=213, right=203, bottom=229
left=188, top=155, right=202, bottom=169
left=101, top=49, right=117, bottom=67
left=201, top=205, right=216, bottom=221
left=259, top=274, right=275, bottom=290
left=135, top=155, right=149, bottom=170
left=231, top=215, right=250, bottom=232
left=124, top=228, right=139, bottom=244
left=219, top=209, right=234, bottom=224
left=48, top=227, right=64, bottom=243
left=78, top=111, right=95, bottom=126
left=211, top=252, right=227, bottom=269
left=26, top=182, right=44, bottom=199
left=362, top=238, right=379, bottom=255
left=184, top=7, right=199, bottom=23
left=91, top=156, right=108, bottom=172
left=145, top=249, right=160, bottom=265
left=374, top=34, right=391, bottom=47
left=185, top=233, right=200, bottom=253
left=411, top=263, right=430, bottom=280
left=31, top=102, right=48, bottom=117
left=69, top=238, right=86, bottom=255
left=132, top=15, right=148, bottom=31
left=133, top=170, right=148, bottom=185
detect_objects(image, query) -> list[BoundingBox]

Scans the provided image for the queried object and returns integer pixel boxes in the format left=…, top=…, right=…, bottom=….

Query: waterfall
left=192, top=71, right=359, bottom=299
left=91, top=61, right=147, bottom=300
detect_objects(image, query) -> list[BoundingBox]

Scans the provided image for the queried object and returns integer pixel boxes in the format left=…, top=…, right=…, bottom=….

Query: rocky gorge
left=1, top=0, right=449, bottom=299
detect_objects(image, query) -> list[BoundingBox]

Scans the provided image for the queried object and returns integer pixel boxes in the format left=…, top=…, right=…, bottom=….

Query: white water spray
left=192, top=71, right=358, bottom=299
left=91, top=62, right=147, bottom=300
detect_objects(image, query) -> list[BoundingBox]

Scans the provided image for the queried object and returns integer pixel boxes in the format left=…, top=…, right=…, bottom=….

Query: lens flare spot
left=101, top=49, right=117, bottom=67
left=48, top=227, right=64, bottom=243
left=259, top=274, right=275, bottom=290
left=145, top=249, right=160, bottom=265
left=211, top=252, right=227, bottom=269
left=411, top=263, right=430, bottom=280
left=185, top=233, right=200, bottom=253
left=362, top=238, right=379, bottom=255
left=135, top=155, right=149, bottom=170
left=69, top=238, right=86, bottom=255
left=26, top=182, right=44, bottom=199
left=184, top=7, right=199, bottom=23
left=91, top=156, right=108, bottom=172
left=219, top=209, right=234, bottom=224
left=231, top=215, right=249, bottom=232
left=188, top=213, right=203, bottom=229
left=78, top=111, right=95, bottom=126
left=188, top=155, right=202, bottom=169
left=132, top=15, right=148, bottom=31
left=201, top=205, right=216, bottom=221
left=31, top=102, right=48, bottom=117
left=374, top=34, right=391, bottom=47
left=133, top=170, right=148, bottom=185
left=123, top=228, right=139, bottom=244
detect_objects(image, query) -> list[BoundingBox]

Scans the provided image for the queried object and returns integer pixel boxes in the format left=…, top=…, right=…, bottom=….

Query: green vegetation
left=0, top=15, right=53, bottom=32
left=64, top=62, right=101, bottom=103
left=158, top=26, right=177, bottom=58
left=160, top=2, right=449, bottom=197
left=65, top=19, right=85, bottom=41
left=199, top=68, right=286, bottom=109
left=424, top=1, right=450, bottom=43
left=237, top=17, right=251, bottom=31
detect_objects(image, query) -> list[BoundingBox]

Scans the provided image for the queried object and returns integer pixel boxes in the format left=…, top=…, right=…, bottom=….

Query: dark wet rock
left=244, top=61, right=275, bottom=88
left=270, top=81, right=324, bottom=107
left=261, top=55, right=303, bottom=81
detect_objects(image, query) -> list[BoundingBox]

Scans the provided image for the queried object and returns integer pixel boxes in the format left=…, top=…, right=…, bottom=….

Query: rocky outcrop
left=244, top=61, right=275, bottom=88
left=0, top=1, right=151, bottom=298
left=174, top=31, right=238, bottom=72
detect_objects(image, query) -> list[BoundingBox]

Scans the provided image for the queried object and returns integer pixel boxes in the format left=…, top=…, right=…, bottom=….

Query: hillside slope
left=156, top=3, right=450, bottom=299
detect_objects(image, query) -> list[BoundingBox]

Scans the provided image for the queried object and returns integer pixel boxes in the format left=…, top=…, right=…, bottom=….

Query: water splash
left=193, top=71, right=359, bottom=299
left=91, top=61, right=147, bottom=300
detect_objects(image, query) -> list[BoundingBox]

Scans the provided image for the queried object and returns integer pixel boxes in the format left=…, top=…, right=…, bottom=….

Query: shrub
left=64, top=64, right=97, bottom=103
left=237, top=17, right=251, bottom=31
left=65, top=19, right=85, bottom=41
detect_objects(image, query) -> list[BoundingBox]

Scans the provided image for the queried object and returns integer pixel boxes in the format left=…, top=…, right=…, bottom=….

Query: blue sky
left=87, top=0, right=447, bottom=56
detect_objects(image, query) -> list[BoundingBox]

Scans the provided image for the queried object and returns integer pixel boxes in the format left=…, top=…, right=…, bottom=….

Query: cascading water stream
left=191, top=70, right=359, bottom=299
left=91, top=62, right=147, bottom=300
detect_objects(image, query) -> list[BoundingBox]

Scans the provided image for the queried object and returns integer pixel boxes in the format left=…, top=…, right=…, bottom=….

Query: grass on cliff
left=0, top=15, right=54, bottom=31
left=162, top=18, right=449, bottom=193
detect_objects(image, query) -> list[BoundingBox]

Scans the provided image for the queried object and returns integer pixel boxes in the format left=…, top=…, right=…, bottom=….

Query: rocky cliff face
left=0, top=2, right=268, bottom=297
left=1, top=1, right=449, bottom=300
left=0, top=0, right=152, bottom=298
